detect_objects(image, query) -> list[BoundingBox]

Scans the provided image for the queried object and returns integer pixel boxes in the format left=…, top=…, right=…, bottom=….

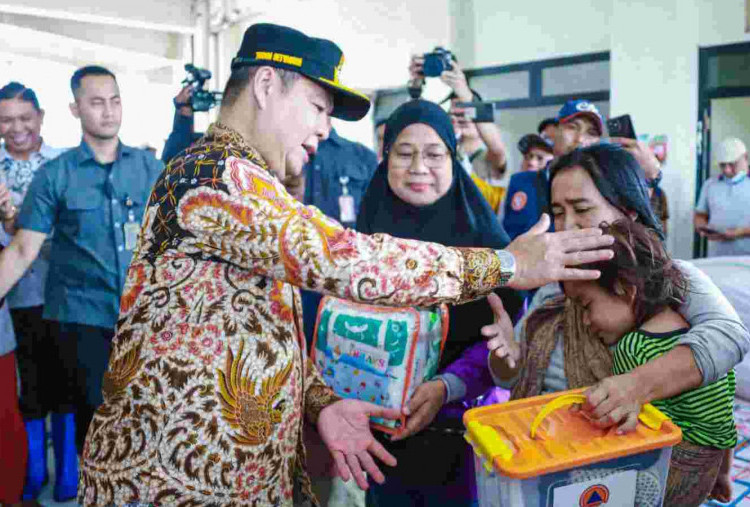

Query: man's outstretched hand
left=317, top=399, right=400, bottom=490
left=505, top=214, right=614, bottom=290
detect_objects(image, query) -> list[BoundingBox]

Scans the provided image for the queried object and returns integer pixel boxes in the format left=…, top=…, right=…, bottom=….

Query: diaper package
left=312, top=297, right=449, bottom=433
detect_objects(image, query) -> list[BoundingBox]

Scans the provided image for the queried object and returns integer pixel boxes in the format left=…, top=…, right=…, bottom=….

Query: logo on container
left=579, top=484, right=610, bottom=507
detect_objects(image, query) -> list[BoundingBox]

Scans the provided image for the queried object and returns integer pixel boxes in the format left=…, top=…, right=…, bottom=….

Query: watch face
left=495, top=249, right=515, bottom=286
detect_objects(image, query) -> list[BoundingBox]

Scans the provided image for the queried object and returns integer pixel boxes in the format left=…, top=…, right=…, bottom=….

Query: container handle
left=530, top=393, right=668, bottom=438
left=466, top=420, right=514, bottom=465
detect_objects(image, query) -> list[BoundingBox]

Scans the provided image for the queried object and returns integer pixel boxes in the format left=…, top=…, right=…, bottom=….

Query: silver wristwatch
left=495, top=249, right=516, bottom=287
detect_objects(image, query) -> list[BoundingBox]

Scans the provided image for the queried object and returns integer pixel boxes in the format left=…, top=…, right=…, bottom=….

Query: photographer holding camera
left=409, top=52, right=508, bottom=199
left=161, top=85, right=201, bottom=163
left=161, top=65, right=223, bottom=164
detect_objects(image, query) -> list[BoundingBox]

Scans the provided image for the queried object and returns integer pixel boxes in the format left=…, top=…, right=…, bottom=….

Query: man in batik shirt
left=75, top=23, right=614, bottom=506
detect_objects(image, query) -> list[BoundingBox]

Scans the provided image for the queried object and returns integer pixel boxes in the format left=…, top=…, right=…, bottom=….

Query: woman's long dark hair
left=549, top=144, right=664, bottom=239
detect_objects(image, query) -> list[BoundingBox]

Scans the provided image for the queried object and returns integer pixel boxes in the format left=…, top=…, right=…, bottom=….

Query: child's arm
left=483, top=293, right=522, bottom=381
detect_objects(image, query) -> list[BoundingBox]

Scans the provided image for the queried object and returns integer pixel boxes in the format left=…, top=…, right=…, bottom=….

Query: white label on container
left=552, top=469, right=637, bottom=507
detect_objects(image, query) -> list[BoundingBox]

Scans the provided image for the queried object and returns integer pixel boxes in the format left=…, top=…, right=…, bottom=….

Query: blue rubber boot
left=51, top=412, right=78, bottom=502
left=22, top=418, right=48, bottom=500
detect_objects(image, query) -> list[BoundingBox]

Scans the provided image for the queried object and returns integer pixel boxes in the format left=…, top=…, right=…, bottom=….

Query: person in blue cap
left=74, top=23, right=616, bottom=507
left=503, top=99, right=605, bottom=241
left=503, top=100, right=665, bottom=242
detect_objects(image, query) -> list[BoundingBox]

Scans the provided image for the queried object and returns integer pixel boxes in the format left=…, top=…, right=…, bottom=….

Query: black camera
left=183, top=64, right=223, bottom=112
left=423, top=47, right=455, bottom=77
left=408, top=47, right=457, bottom=99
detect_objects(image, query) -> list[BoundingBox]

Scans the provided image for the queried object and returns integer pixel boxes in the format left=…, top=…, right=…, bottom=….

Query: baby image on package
left=311, top=297, right=448, bottom=433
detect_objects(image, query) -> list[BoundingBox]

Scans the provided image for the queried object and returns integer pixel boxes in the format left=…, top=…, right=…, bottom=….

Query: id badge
left=339, top=194, right=356, bottom=223
left=124, top=222, right=140, bottom=251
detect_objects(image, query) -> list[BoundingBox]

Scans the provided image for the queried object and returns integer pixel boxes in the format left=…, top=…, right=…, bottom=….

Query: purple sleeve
left=441, top=340, right=495, bottom=400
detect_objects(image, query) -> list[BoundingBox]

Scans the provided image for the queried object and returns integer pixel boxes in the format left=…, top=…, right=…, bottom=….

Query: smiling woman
left=0, top=82, right=44, bottom=160
left=0, top=81, right=71, bottom=501
left=386, top=124, right=454, bottom=206
left=357, top=99, right=523, bottom=506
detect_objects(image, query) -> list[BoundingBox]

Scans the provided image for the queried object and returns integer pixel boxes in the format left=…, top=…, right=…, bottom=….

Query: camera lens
left=423, top=54, right=443, bottom=77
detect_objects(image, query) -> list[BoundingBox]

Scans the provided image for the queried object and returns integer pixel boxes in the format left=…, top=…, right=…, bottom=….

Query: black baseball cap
left=518, top=133, right=553, bottom=155
left=537, top=117, right=558, bottom=134
left=231, top=23, right=370, bottom=121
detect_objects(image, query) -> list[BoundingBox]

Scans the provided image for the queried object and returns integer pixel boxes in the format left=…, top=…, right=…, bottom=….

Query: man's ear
left=252, top=66, right=277, bottom=110
left=69, top=101, right=80, bottom=119
left=626, top=209, right=638, bottom=222
left=39, top=108, right=45, bottom=124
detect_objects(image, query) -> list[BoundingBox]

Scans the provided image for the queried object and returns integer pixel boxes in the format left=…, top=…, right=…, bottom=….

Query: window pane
left=707, top=53, right=750, bottom=89
left=469, top=71, right=529, bottom=101
left=542, top=60, right=610, bottom=96
left=374, top=89, right=410, bottom=121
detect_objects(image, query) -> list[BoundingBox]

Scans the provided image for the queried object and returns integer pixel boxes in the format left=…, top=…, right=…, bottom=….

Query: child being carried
left=488, top=220, right=737, bottom=505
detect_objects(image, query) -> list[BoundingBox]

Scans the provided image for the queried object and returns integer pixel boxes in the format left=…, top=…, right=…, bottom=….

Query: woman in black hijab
left=357, top=99, right=522, bottom=505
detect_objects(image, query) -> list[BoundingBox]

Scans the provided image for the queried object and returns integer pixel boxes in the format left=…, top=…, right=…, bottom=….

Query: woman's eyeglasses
left=390, top=148, right=449, bottom=168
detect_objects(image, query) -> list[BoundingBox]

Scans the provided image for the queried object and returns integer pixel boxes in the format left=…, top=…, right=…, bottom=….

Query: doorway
left=694, top=42, right=750, bottom=258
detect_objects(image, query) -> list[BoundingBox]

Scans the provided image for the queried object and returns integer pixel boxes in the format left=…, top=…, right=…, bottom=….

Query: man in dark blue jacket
left=161, top=86, right=202, bottom=164
left=300, top=125, right=377, bottom=346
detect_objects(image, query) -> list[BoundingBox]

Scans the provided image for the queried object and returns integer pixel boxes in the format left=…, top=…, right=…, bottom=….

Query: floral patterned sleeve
left=153, top=154, right=505, bottom=306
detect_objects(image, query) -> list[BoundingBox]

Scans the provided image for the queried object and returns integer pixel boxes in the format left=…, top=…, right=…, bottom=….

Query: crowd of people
left=0, top=20, right=748, bottom=507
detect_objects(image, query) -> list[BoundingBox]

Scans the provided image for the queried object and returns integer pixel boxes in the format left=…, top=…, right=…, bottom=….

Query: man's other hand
left=317, top=399, right=399, bottom=490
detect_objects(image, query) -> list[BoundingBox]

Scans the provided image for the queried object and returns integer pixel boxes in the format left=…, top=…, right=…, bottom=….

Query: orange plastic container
left=464, top=388, right=682, bottom=506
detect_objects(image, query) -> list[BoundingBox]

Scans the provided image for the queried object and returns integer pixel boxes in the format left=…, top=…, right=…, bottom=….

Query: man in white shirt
left=695, top=137, right=750, bottom=257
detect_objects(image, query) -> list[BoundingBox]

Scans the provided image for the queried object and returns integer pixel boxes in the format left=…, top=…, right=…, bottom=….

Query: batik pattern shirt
left=0, top=143, right=65, bottom=308
left=78, top=123, right=505, bottom=506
